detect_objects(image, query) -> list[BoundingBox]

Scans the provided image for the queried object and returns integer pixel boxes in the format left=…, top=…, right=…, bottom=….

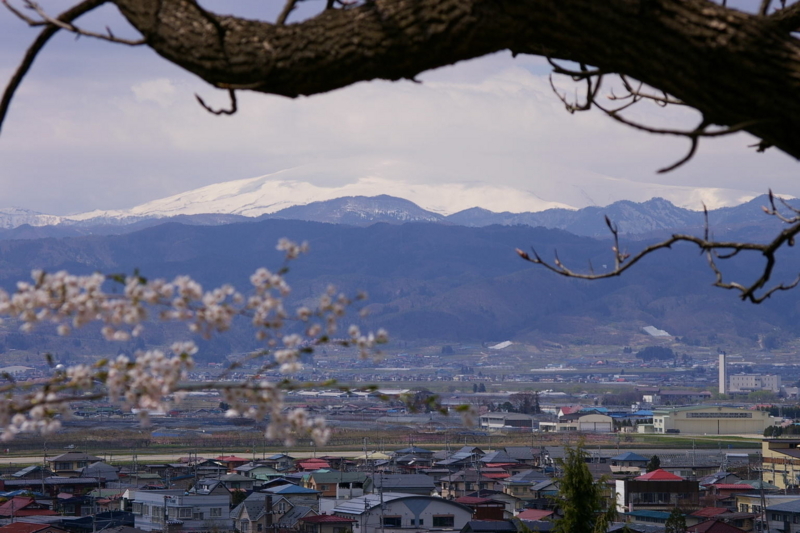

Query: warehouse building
left=652, top=406, right=776, bottom=435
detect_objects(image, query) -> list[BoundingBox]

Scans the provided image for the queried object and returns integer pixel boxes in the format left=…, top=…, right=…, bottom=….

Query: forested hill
left=0, top=219, right=798, bottom=347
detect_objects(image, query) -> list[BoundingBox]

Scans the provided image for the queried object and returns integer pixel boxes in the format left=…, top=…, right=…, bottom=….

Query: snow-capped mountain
left=66, top=172, right=574, bottom=223
left=0, top=208, right=63, bottom=229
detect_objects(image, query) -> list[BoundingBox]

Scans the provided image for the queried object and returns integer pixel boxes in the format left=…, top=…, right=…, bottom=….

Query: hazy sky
left=1, top=0, right=797, bottom=216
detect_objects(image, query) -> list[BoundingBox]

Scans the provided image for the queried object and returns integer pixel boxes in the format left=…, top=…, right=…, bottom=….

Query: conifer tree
left=553, top=442, right=617, bottom=533
left=664, top=507, right=686, bottom=533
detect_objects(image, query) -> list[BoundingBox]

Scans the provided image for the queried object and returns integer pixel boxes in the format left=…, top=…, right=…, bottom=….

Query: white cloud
left=0, top=47, right=796, bottom=215
left=131, top=79, right=177, bottom=108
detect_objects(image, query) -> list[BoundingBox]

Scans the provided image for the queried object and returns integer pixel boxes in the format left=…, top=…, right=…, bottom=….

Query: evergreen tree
left=647, top=455, right=661, bottom=472
left=553, top=442, right=617, bottom=533
left=664, top=508, right=686, bottom=533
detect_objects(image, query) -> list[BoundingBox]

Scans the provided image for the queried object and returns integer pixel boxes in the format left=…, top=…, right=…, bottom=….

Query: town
left=1, top=339, right=800, bottom=533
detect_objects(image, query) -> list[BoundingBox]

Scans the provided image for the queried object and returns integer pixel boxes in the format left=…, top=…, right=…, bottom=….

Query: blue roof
left=611, top=452, right=648, bottom=462
left=632, top=410, right=654, bottom=416
left=265, top=485, right=320, bottom=494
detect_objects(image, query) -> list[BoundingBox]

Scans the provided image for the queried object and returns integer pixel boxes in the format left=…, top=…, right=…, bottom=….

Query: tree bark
left=112, top=0, right=800, bottom=160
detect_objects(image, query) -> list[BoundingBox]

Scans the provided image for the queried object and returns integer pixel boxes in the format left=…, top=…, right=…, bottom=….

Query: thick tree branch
left=105, top=0, right=800, bottom=161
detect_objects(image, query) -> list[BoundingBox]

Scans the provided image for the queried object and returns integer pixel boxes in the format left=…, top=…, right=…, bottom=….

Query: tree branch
left=0, top=0, right=109, bottom=134
left=104, top=0, right=800, bottom=161
left=517, top=191, right=800, bottom=304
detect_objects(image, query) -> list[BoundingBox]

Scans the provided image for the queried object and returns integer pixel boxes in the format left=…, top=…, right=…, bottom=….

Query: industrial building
left=652, top=406, right=776, bottom=435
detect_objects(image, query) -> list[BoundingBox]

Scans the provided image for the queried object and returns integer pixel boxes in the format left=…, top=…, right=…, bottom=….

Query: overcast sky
left=1, top=0, right=797, bottom=216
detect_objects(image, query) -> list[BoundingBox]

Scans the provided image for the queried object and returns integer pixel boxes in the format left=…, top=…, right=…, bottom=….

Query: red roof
left=634, top=469, right=684, bottom=481
left=301, top=515, right=356, bottom=524
left=688, top=520, right=747, bottom=533
left=712, top=484, right=753, bottom=491
left=560, top=406, right=582, bottom=415
left=0, top=497, right=41, bottom=517
left=517, top=509, right=554, bottom=520
left=0, top=524, right=65, bottom=533
left=216, top=456, right=250, bottom=462
left=483, top=473, right=510, bottom=479
left=691, top=508, right=729, bottom=518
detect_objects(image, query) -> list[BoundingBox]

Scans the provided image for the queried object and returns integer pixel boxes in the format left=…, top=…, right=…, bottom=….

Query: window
left=144, top=505, right=151, bottom=516
left=258, top=524, right=263, bottom=532
left=418, top=519, right=423, bottom=526
left=132, top=503, right=143, bottom=515
left=240, top=520, right=250, bottom=533
left=179, top=508, right=192, bottom=519
left=210, top=508, right=222, bottom=517
left=383, top=517, right=402, bottom=527
left=433, top=516, right=455, bottom=528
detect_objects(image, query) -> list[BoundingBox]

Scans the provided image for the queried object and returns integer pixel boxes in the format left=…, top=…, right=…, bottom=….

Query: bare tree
left=4, top=0, right=800, bottom=299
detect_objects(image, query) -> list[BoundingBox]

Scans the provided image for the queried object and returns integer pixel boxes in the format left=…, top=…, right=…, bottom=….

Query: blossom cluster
left=0, top=239, right=388, bottom=445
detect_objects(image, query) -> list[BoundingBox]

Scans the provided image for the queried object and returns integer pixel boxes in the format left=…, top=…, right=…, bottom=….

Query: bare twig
left=517, top=190, right=800, bottom=303
left=548, top=60, right=604, bottom=114
left=195, top=89, right=238, bottom=115
left=7, top=1, right=145, bottom=45
left=0, top=0, right=110, bottom=135
left=277, top=0, right=301, bottom=25
left=761, top=0, right=773, bottom=15
left=608, top=75, right=685, bottom=107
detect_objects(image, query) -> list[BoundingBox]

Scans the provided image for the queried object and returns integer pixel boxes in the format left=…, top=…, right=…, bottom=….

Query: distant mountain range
left=0, top=218, right=797, bottom=352
left=1, top=192, right=795, bottom=241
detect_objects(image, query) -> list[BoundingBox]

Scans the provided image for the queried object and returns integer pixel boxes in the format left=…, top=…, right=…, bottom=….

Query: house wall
left=339, top=498, right=472, bottom=533
left=132, top=490, right=233, bottom=533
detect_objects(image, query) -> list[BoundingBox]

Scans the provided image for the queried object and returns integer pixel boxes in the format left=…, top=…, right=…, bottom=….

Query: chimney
left=265, top=495, right=273, bottom=527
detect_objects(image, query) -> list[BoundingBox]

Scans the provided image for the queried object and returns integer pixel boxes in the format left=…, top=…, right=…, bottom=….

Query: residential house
left=615, top=469, right=700, bottom=513
left=0, top=477, right=102, bottom=498
left=436, top=448, right=485, bottom=471
left=687, top=520, right=748, bottom=533
left=130, top=489, right=233, bottom=533
left=79, top=462, right=120, bottom=483
left=263, top=455, right=296, bottom=472
left=440, top=470, right=499, bottom=500
left=502, top=448, right=542, bottom=467
left=296, top=460, right=331, bottom=472
left=263, top=484, right=322, bottom=509
left=501, top=470, right=549, bottom=501
left=453, top=497, right=506, bottom=520
left=299, top=514, right=356, bottom=533
left=47, top=452, right=103, bottom=476
left=331, top=493, right=473, bottom=533
left=235, top=463, right=281, bottom=481
left=303, top=472, right=368, bottom=499
left=190, top=479, right=232, bottom=499
left=215, top=456, right=251, bottom=473
left=0, top=497, right=59, bottom=519
left=0, top=524, right=68, bottom=533
left=766, top=499, right=800, bottom=533
left=367, top=474, right=434, bottom=496
left=459, top=520, right=519, bottom=533
left=231, top=491, right=316, bottom=533
left=219, top=473, right=256, bottom=492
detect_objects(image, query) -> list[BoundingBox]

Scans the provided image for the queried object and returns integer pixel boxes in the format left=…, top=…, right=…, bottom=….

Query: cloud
left=0, top=45, right=796, bottom=215
left=131, top=79, right=177, bottom=108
